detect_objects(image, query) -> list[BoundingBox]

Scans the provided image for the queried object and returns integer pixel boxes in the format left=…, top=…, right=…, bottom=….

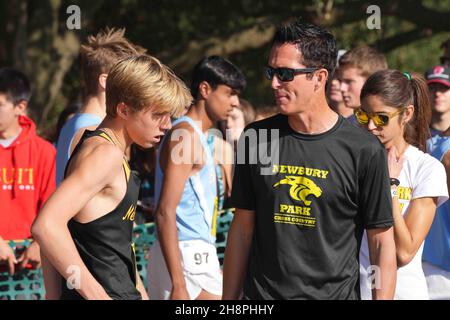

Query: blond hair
left=338, top=46, right=388, bottom=78
left=80, top=27, right=147, bottom=97
left=106, top=55, right=192, bottom=118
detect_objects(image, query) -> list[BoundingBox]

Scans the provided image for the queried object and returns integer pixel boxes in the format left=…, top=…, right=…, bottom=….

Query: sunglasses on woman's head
left=264, top=66, right=318, bottom=82
left=354, top=107, right=406, bottom=127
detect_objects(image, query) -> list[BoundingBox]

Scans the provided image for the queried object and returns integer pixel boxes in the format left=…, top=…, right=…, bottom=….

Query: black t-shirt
left=229, top=114, right=393, bottom=300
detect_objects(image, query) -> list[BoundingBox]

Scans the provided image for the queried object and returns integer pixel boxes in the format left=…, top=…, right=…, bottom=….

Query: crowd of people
left=1, top=19, right=450, bottom=300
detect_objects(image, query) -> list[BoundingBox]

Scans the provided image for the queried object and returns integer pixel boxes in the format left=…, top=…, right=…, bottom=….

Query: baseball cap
left=425, top=65, right=450, bottom=87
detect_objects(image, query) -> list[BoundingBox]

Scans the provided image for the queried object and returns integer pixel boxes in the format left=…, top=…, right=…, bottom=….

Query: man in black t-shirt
left=222, top=20, right=397, bottom=300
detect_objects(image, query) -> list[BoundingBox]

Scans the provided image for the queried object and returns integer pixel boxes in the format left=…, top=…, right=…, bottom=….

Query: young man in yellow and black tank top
left=31, top=55, right=192, bottom=300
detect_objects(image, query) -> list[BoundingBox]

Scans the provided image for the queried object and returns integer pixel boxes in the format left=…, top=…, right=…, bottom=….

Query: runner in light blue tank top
left=424, top=135, right=450, bottom=271
left=154, top=116, right=217, bottom=244
left=56, top=113, right=102, bottom=185
left=147, top=55, right=245, bottom=300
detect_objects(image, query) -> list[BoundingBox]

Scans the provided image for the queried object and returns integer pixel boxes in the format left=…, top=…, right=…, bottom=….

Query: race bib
left=180, top=240, right=220, bottom=274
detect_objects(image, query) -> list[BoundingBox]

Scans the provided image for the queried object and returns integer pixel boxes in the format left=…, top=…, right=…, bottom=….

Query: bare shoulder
left=168, top=121, right=196, bottom=140
left=67, top=138, right=124, bottom=181
left=162, top=121, right=199, bottom=152
left=159, top=121, right=200, bottom=171
left=70, top=125, right=100, bottom=154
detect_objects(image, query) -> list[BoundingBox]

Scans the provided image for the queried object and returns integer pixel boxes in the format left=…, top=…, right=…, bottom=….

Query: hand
left=170, top=286, right=190, bottom=300
left=17, top=240, right=41, bottom=270
left=387, top=146, right=404, bottom=179
left=0, top=239, right=17, bottom=275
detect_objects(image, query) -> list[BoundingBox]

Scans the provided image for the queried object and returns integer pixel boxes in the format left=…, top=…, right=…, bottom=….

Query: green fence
left=0, top=209, right=234, bottom=300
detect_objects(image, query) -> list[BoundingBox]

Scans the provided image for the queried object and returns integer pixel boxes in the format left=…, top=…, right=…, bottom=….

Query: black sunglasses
left=264, top=66, right=318, bottom=82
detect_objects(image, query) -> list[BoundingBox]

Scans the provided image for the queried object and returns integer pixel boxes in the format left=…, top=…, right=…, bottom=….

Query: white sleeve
left=412, top=155, right=449, bottom=207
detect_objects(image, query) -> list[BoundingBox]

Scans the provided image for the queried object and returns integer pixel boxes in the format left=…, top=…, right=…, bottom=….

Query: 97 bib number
left=180, top=241, right=219, bottom=274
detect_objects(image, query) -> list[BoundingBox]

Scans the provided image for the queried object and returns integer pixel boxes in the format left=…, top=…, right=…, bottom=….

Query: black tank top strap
left=65, top=129, right=131, bottom=182
left=96, top=130, right=132, bottom=182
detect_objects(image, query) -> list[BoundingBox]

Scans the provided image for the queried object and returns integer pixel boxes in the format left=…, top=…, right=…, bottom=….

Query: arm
left=222, top=209, right=255, bottom=300
left=31, top=144, right=123, bottom=300
left=387, top=147, right=438, bottom=267
left=366, top=227, right=397, bottom=300
left=392, top=197, right=437, bottom=267
left=154, top=127, right=196, bottom=300
left=135, top=269, right=149, bottom=300
left=40, top=252, right=61, bottom=300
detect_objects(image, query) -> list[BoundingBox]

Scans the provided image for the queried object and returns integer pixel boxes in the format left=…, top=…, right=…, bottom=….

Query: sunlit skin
left=124, top=106, right=172, bottom=148
left=338, top=66, right=367, bottom=109
left=267, top=43, right=338, bottom=135
left=205, top=84, right=240, bottom=124
left=268, top=43, right=317, bottom=115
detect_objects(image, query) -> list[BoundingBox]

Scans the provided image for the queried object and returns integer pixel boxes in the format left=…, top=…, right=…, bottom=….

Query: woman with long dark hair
left=357, top=70, right=448, bottom=299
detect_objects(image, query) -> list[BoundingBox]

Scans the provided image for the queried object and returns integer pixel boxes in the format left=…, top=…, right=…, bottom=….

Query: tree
left=1, top=0, right=449, bottom=130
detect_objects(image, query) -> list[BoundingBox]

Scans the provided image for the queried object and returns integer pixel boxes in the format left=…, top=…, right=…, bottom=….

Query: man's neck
left=0, top=120, right=22, bottom=140
left=81, top=93, right=107, bottom=118
left=186, top=101, right=214, bottom=133
left=287, top=98, right=339, bottom=134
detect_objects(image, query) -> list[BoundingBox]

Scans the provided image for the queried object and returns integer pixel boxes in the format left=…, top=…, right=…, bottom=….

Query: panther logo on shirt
left=273, top=176, right=322, bottom=206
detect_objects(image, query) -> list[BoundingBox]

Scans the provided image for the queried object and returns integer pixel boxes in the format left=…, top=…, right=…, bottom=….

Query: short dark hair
left=272, top=19, right=337, bottom=85
left=0, top=67, right=31, bottom=104
left=190, top=56, right=246, bottom=100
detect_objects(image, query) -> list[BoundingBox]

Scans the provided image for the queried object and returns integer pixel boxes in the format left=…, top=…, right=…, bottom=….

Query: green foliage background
left=1, top=0, right=449, bottom=134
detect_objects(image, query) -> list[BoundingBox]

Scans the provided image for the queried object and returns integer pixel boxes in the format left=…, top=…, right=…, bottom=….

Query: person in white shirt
left=356, top=69, right=449, bottom=299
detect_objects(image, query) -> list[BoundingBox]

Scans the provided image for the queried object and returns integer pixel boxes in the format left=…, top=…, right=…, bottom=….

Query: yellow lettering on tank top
left=122, top=204, right=136, bottom=221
